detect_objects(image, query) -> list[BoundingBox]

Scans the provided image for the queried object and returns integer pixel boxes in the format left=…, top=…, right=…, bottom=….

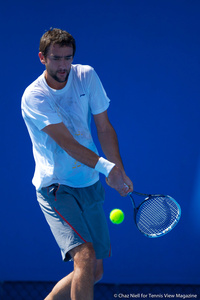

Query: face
left=39, top=44, right=74, bottom=90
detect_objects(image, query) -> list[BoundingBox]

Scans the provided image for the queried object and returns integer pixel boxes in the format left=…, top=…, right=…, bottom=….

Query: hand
left=105, top=166, right=133, bottom=197
left=122, top=173, right=134, bottom=195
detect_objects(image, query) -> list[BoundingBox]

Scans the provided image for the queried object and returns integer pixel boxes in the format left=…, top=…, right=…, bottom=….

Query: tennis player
left=21, top=28, right=133, bottom=300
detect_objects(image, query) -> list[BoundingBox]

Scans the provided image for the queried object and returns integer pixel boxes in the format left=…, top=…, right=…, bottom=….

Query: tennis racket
left=129, top=191, right=181, bottom=238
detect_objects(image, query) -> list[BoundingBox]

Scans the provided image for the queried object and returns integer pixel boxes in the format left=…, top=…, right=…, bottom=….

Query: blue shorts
left=36, top=181, right=111, bottom=261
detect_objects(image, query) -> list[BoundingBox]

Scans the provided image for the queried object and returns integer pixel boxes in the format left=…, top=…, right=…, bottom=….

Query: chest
left=51, top=80, right=91, bottom=132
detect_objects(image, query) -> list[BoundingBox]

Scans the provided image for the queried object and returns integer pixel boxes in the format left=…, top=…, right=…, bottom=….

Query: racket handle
left=129, top=193, right=136, bottom=209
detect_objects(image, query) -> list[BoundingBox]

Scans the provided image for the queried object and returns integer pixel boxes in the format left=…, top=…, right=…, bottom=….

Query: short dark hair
left=39, top=28, right=76, bottom=57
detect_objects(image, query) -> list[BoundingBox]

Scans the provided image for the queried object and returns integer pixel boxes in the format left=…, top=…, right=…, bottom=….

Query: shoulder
left=22, top=73, right=50, bottom=109
left=22, top=74, right=49, bottom=100
left=71, top=64, right=101, bottom=91
left=71, top=64, right=95, bottom=78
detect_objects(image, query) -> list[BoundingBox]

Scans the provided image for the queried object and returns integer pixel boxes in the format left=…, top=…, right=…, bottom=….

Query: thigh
left=69, top=244, right=104, bottom=283
left=77, top=181, right=111, bottom=260
left=82, top=202, right=111, bottom=259
left=37, top=184, right=93, bottom=261
left=69, top=242, right=95, bottom=260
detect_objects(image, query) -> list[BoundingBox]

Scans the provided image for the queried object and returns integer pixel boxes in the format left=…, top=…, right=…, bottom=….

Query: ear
left=38, top=52, right=46, bottom=65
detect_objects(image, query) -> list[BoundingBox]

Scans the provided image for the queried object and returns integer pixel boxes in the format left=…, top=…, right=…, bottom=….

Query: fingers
left=106, top=166, right=133, bottom=197
left=123, top=181, right=134, bottom=196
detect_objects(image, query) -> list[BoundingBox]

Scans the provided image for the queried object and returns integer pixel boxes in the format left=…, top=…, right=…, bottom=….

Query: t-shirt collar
left=42, top=67, right=73, bottom=95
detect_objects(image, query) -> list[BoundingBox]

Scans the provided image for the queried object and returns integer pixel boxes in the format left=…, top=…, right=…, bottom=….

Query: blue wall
left=1, top=0, right=200, bottom=284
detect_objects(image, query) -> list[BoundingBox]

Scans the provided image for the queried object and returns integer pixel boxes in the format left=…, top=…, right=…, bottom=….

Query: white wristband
left=95, top=157, right=115, bottom=178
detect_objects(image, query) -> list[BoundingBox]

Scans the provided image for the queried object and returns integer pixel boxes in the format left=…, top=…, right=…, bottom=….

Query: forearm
left=43, top=122, right=99, bottom=168
left=62, top=139, right=99, bottom=168
left=43, top=121, right=133, bottom=196
left=97, top=120, right=133, bottom=195
left=97, top=124, right=124, bottom=171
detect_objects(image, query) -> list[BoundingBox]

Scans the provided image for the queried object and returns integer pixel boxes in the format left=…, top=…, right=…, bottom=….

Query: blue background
left=1, top=0, right=200, bottom=284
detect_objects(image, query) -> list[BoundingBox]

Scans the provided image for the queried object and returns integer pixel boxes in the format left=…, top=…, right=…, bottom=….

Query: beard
left=47, top=67, right=70, bottom=83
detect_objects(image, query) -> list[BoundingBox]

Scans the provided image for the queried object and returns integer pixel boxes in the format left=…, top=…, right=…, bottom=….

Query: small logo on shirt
left=72, top=160, right=82, bottom=169
left=80, top=94, right=85, bottom=97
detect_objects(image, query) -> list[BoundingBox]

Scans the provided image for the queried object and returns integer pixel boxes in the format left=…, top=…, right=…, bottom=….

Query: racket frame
left=129, top=191, right=181, bottom=238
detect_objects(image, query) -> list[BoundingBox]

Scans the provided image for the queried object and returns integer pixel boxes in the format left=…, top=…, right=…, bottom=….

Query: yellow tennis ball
left=110, top=209, right=124, bottom=224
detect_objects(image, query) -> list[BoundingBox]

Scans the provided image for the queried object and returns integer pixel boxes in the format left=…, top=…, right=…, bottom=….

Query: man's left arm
left=93, top=110, right=133, bottom=194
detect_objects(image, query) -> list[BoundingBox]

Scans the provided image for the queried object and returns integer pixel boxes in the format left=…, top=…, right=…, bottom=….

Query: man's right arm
left=42, top=122, right=100, bottom=168
left=42, top=122, right=129, bottom=196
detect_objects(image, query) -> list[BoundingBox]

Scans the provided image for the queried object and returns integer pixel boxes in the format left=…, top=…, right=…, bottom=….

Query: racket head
left=135, top=195, right=181, bottom=238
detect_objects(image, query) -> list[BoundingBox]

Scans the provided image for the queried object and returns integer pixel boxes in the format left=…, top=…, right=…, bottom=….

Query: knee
left=94, top=261, right=104, bottom=283
left=94, top=266, right=103, bottom=283
left=81, top=243, right=96, bottom=264
left=78, top=244, right=104, bottom=283
left=72, top=243, right=96, bottom=267
left=71, top=243, right=104, bottom=282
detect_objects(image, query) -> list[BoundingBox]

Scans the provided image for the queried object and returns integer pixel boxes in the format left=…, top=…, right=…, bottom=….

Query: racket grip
left=124, top=183, right=131, bottom=194
left=129, top=193, right=136, bottom=209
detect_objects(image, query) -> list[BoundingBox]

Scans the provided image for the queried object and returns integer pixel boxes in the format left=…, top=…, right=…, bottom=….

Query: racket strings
left=136, top=196, right=180, bottom=237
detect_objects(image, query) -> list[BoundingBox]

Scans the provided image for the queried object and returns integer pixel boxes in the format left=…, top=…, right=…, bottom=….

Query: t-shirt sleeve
left=87, top=68, right=110, bottom=115
left=22, top=91, right=62, bottom=130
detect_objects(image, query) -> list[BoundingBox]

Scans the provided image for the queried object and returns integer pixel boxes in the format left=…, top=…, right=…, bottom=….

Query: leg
left=40, top=183, right=108, bottom=299
left=44, top=272, right=73, bottom=300
left=44, top=243, right=104, bottom=300
left=70, top=242, right=101, bottom=300
left=94, top=259, right=104, bottom=283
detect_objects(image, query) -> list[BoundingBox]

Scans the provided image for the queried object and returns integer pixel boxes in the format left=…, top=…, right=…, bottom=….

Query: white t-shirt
left=21, top=64, right=110, bottom=190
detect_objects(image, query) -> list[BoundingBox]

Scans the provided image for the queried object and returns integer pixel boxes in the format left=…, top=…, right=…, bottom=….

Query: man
left=21, top=28, right=133, bottom=300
